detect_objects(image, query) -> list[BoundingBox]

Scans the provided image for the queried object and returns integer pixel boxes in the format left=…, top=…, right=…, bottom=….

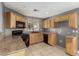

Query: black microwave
left=16, top=21, right=25, bottom=28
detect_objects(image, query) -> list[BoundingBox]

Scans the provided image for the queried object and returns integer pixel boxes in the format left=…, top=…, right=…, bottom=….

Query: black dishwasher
left=21, top=33, right=29, bottom=47
left=43, top=34, right=48, bottom=44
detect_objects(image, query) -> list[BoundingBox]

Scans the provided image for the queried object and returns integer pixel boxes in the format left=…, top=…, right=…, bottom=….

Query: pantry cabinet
left=48, top=33, right=57, bottom=46
left=66, top=36, right=77, bottom=55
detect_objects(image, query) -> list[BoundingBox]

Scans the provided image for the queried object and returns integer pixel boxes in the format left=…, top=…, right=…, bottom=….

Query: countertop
left=0, top=36, right=26, bottom=56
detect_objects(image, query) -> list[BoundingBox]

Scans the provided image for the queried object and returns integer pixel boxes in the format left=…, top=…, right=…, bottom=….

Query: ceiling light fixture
left=33, top=9, right=39, bottom=12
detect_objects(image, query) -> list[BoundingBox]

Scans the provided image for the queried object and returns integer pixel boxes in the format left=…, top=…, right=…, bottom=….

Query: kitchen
left=0, top=2, right=79, bottom=56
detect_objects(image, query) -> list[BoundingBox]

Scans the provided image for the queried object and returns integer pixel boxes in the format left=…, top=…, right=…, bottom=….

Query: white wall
left=27, top=17, right=43, bottom=31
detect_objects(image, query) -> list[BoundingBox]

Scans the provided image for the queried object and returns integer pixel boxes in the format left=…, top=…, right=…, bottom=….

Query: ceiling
left=3, top=2, right=79, bottom=18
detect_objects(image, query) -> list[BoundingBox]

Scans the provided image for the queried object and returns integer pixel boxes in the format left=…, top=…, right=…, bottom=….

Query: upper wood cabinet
left=16, top=15, right=25, bottom=22
left=54, top=14, right=69, bottom=22
left=50, top=19, right=55, bottom=28
left=5, top=12, right=16, bottom=28
left=53, top=12, right=77, bottom=29
left=43, top=20, right=51, bottom=28
left=5, top=12, right=26, bottom=28
left=43, top=17, right=56, bottom=28
left=68, top=12, right=77, bottom=29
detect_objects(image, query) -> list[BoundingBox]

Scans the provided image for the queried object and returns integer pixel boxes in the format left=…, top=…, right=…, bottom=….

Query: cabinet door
left=60, top=14, right=68, bottom=21
left=43, top=20, right=47, bottom=28
left=69, top=13, right=77, bottom=29
left=54, top=16, right=61, bottom=22
left=16, top=15, right=25, bottom=22
left=48, top=33, right=57, bottom=46
left=38, top=33, right=43, bottom=42
left=29, top=34, right=36, bottom=44
left=50, top=20, right=55, bottom=28
left=66, top=37, right=77, bottom=55
left=66, top=38, right=72, bottom=54
left=43, top=20, right=51, bottom=28
left=10, top=12, right=16, bottom=28
left=47, top=20, right=51, bottom=28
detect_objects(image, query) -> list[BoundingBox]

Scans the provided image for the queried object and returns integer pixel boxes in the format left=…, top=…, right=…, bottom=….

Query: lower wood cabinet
left=48, top=33, right=57, bottom=46
left=66, top=36, right=77, bottom=55
left=29, top=32, right=43, bottom=44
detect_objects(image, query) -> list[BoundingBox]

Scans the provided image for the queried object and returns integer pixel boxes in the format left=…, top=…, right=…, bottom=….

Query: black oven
left=16, top=21, right=25, bottom=28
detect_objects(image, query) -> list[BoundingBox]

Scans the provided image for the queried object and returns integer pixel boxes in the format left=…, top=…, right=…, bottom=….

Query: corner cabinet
left=68, top=12, right=77, bottom=29
left=5, top=12, right=16, bottom=28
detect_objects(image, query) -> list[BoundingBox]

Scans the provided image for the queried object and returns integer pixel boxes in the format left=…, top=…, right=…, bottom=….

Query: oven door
left=16, top=21, right=25, bottom=28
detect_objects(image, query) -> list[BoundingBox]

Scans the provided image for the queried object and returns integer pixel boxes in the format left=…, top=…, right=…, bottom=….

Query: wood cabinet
left=54, top=14, right=69, bottom=22
left=29, top=32, right=43, bottom=44
left=68, top=12, right=77, bottom=29
left=43, top=18, right=55, bottom=28
left=66, top=36, right=77, bottom=55
left=16, top=15, right=25, bottom=22
left=48, top=33, right=57, bottom=46
left=53, top=12, right=77, bottom=29
left=43, top=20, right=51, bottom=28
left=5, top=12, right=16, bottom=28
left=50, top=20, right=55, bottom=28
left=5, top=12, right=26, bottom=28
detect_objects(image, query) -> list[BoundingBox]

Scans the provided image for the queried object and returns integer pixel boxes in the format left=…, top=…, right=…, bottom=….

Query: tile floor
left=26, top=42, right=68, bottom=56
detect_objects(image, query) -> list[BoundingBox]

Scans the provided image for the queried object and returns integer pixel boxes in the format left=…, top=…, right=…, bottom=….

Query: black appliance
left=12, top=30, right=23, bottom=36
left=43, top=34, right=48, bottom=44
left=21, top=33, right=29, bottom=47
left=16, top=21, right=25, bottom=28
